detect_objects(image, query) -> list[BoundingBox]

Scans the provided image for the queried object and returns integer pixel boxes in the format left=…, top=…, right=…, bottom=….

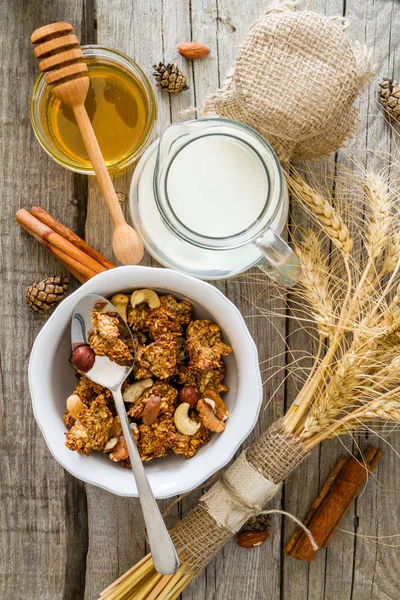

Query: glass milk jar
left=129, top=118, right=300, bottom=285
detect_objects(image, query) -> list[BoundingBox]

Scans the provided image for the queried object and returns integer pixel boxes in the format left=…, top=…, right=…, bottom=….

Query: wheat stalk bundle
left=99, top=164, right=400, bottom=600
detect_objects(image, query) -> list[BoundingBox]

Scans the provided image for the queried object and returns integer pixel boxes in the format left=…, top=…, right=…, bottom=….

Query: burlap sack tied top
left=203, top=8, right=373, bottom=161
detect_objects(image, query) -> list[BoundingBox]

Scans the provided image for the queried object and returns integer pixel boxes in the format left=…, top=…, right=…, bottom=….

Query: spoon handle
left=112, top=388, right=180, bottom=575
left=72, top=104, right=126, bottom=228
left=72, top=104, right=144, bottom=265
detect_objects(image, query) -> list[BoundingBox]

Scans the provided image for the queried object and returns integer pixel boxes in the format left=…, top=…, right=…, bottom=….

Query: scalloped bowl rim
left=29, top=266, right=262, bottom=498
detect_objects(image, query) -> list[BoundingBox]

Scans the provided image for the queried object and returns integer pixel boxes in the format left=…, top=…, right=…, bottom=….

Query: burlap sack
left=203, top=8, right=373, bottom=161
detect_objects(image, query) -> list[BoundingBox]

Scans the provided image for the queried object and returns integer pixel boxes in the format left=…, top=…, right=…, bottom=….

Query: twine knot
left=220, top=473, right=318, bottom=552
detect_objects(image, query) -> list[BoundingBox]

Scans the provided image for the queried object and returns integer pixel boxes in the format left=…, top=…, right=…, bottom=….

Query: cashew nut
left=174, top=403, right=201, bottom=435
left=111, top=293, right=129, bottom=321
left=131, top=289, right=161, bottom=309
left=66, top=394, right=86, bottom=419
left=122, top=378, right=153, bottom=403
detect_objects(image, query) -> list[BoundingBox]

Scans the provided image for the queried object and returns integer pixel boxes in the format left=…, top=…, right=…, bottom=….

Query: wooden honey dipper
left=31, top=22, right=144, bottom=265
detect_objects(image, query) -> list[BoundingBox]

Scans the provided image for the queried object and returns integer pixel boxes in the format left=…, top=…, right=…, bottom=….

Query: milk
left=166, top=136, right=268, bottom=238
left=131, top=132, right=289, bottom=280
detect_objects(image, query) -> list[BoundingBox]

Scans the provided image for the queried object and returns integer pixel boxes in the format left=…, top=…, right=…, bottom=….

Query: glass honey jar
left=30, top=46, right=157, bottom=174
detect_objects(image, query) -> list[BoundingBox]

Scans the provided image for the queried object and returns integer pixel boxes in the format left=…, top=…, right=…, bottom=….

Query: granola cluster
left=89, top=310, right=134, bottom=366
left=64, top=289, right=232, bottom=465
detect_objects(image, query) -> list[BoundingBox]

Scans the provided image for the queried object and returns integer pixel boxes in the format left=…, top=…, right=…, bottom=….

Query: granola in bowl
left=64, top=289, right=232, bottom=466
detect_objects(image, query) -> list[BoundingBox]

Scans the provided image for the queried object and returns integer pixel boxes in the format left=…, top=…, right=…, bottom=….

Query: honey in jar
left=48, top=62, right=149, bottom=167
left=31, top=47, right=157, bottom=173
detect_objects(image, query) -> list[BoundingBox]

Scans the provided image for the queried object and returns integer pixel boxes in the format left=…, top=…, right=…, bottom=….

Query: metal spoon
left=71, top=293, right=179, bottom=575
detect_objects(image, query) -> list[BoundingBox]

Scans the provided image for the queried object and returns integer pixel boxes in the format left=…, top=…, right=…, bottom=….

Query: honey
left=31, top=47, right=157, bottom=173
left=46, top=60, right=150, bottom=168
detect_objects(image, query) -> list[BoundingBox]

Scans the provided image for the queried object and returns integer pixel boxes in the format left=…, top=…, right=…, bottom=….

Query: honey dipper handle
left=72, top=104, right=126, bottom=228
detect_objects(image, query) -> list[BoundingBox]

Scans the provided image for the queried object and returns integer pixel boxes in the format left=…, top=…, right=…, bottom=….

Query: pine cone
left=239, top=514, right=272, bottom=533
left=152, top=62, right=189, bottom=95
left=26, top=275, right=69, bottom=313
left=378, top=78, right=400, bottom=122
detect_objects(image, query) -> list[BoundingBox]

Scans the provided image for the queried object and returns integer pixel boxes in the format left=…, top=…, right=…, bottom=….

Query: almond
left=178, top=42, right=210, bottom=60
left=236, top=530, right=271, bottom=548
left=142, top=395, right=161, bottom=426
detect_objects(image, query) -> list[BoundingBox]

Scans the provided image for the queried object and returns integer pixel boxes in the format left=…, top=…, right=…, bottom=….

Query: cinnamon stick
left=321, top=447, right=383, bottom=549
left=284, top=456, right=347, bottom=555
left=18, top=222, right=96, bottom=282
left=284, top=446, right=383, bottom=562
left=29, top=206, right=115, bottom=270
left=16, top=209, right=108, bottom=276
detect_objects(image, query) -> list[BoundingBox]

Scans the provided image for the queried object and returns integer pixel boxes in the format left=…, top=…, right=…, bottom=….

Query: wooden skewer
left=165, top=575, right=192, bottom=600
left=31, top=22, right=144, bottom=266
left=131, top=573, right=163, bottom=600
left=29, top=206, right=115, bottom=270
left=103, top=562, right=155, bottom=600
left=146, top=574, right=174, bottom=600
left=152, top=571, right=182, bottom=600
left=100, top=554, right=152, bottom=597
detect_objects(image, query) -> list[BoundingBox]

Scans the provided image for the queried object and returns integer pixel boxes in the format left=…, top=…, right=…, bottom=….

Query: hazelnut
left=72, top=341, right=89, bottom=351
left=179, top=385, right=199, bottom=409
left=71, top=344, right=95, bottom=373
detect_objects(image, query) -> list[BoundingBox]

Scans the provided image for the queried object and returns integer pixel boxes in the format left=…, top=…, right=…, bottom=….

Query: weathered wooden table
left=2, top=1, right=400, bottom=598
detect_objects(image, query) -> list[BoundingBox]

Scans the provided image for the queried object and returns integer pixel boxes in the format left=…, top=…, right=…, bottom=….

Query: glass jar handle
left=254, top=228, right=301, bottom=287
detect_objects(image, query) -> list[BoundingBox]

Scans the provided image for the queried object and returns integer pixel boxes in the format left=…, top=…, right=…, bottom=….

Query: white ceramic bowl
left=29, top=266, right=262, bottom=498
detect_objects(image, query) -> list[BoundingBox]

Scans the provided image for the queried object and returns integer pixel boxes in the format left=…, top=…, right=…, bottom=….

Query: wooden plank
left=83, top=2, right=167, bottom=599
left=0, top=1, right=87, bottom=599
left=280, top=2, right=348, bottom=599
left=283, top=3, right=400, bottom=600
left=86, top=3, right=289, bottom=600
left=160, top=1, right=219, bottom=598
left=337, top=2, right=400, bottom=600
left=199, top=2, right=288, bottom=600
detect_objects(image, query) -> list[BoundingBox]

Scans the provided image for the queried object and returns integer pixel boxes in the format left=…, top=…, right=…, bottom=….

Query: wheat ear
left=313, top=396, right=400, bottom=445
left=383, top=230, right=400, bottom=273
left=287, top=173, right=353, bottom=254
left=295, top=230, right=335, bottom=339
left=299, top=350, right=364, bottom=439
left=364, top=172, right=393, bottom=260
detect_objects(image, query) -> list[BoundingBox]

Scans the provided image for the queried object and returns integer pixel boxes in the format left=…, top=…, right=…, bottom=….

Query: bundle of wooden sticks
left=16, top=207, right=114, bottom=282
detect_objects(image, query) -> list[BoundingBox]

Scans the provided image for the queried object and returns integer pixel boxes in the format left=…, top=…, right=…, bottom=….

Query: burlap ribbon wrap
left=170, top=420, right=308, bottom=575
left=203, top=8, right=373, bottom=161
